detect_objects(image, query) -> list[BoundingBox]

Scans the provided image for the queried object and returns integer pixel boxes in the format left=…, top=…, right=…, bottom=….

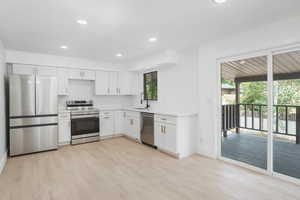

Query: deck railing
left=222, top=103, right=300, bottom=144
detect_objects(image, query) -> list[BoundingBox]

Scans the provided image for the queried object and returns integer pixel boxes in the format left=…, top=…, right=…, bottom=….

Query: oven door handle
left=71, top=115, right=99, bottom=119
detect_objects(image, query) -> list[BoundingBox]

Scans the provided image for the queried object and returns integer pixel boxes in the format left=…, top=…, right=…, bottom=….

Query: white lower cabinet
left=100, top=111, right=115, bottom=137
left=154, top=115, right=177, bottom=154
left=154, top=113, right=198, bottom=159
left=58, top=112, right=71, bottom=145
left=114, top=111, right=125, bottom=134
left=124, top=111, right=140, bottom=141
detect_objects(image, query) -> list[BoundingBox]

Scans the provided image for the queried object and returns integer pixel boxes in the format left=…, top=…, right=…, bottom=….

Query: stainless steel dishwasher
left=141, top=112, right=155, bottom=147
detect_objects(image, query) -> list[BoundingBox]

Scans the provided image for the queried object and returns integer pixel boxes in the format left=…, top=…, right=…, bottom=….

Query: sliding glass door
left=220, top=55, right=268, bottom=170
left=220, top=47, right=300, bottom=182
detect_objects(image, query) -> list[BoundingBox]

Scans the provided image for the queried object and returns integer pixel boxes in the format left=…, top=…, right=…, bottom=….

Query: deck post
left=235, top=81, right=240, bottom=134
left=296, top=107, right=300, bottom=144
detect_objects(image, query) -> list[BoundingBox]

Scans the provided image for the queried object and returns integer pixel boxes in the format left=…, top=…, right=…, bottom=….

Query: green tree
left=240, top=82, right=267, bottom=104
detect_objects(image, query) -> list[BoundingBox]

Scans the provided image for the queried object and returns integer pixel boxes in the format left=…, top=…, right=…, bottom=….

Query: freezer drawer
left=10, top=116, right=58, bottom=127
left=10, top=125, right=58, bottom=156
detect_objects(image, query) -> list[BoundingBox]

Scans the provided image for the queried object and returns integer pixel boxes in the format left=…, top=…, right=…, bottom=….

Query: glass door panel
left=221, top=56, right=268, bottom=169
left=273, top=50, right=300, bottom=179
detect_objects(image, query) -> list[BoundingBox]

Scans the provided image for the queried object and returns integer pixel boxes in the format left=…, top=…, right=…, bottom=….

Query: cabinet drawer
left=154, top=114, right=176, bottom=124
left=59, top=113, right=70, bottom=119
left=100, top=111, right=114, bottom=117
left=124, top=111, right=140, bottom=119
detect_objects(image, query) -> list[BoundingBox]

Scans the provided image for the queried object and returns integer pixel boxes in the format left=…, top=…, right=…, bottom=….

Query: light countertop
left=98, top=106, right=198, bottom=117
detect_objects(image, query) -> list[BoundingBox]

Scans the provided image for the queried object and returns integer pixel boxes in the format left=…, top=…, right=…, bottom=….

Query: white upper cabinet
left=95, top=71, right=138, bottom=96
left=36, top=66, right=57, bottom=76
left=69, top=69, right=95, bottom=80
left=12, top=64, right=58, bottom=76
left=12, top=64, right=36, bottom=75
left=109, top=72, right=119, bottom=95
left=95, top=71, right=110, bottom=95
left=57, top=69, right=69, bottom=95
left=118, top=72, right=138, bottom=95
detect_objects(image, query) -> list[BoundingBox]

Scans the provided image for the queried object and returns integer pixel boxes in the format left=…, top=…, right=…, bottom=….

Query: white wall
left=0, top=40, right=7, bottom=173
left=58, top=80, right=133, bottom=109
left=5, top=50, right=124, bottom=71
left=197, top=16, right=300, bottom=158
left=131, top=47, right=199, bottom=114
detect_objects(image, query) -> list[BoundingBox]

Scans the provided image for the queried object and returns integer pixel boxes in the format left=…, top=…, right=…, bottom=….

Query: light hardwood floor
left=0, top=137, right=300, bottom=200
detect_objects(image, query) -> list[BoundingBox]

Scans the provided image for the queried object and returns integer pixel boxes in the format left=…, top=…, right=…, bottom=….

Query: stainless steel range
left=67, top=100, right=100, bottom=145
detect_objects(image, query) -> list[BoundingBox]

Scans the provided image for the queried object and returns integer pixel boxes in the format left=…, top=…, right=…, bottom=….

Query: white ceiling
left=0, top=0, right=300, bottom=63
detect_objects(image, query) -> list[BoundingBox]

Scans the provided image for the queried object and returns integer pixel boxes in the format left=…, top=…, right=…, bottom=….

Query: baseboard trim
left=0, top=151, right=7, bottom=175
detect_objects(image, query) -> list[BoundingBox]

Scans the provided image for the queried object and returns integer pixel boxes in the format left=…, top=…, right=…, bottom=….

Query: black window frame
left=143, top=71, right=158, bottom=101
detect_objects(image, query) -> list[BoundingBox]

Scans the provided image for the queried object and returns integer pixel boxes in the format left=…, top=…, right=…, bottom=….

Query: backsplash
left=58, top=79, right=134, bottom=109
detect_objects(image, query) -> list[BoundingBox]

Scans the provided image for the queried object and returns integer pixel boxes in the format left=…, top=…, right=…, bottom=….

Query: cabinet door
left=100, top=115, right=114, bottom=136
left=125, top=117, right=140, bottom=140
left=125, top=117, right=135, bottom=138
left=115, top=111, right=125, bottom=134
left=109, top=72, right=118, bottom=95
left=131, top=73, right=139, bottom=95
left=131, top=118, right=140, bottom=140
left=57, top=70, right=69, bottom=95
left=124, top=117, right=131, bottom=137
left=118, top=72, right=131, bottom=95
left=12, top=64, right=35, bottom=75
left=69, top=70, right=82, bottom=80
left=80, top=70, right=95, bottom=80
left=154, top=122, right=163, bottom=147
left=118, top=72, right=139, bottom=95
left=58, top=119, right=71, bottom=144
left=95, top=71, right=110, bottom=95
left=163, top=124, right=177, bottom=153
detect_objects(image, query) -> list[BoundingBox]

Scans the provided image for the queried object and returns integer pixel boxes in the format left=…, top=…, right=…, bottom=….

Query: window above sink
left=144, top=71, right=157, bottom=101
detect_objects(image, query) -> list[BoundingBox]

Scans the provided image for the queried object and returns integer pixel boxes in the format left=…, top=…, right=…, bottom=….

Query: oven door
left=71, top=116, right=99, bottom=137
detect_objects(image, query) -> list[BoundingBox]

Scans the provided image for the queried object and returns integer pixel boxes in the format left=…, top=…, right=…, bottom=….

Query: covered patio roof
left=221, top=50, right=300, bottom=82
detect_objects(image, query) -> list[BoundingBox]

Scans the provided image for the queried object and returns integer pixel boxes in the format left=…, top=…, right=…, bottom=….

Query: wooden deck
left=222, top=133, right=300, bottom=179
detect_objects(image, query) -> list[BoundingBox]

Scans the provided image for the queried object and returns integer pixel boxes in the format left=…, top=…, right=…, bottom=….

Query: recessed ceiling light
left=60, top=45, right=68, bottom=49
left=76, top=19, right=88, bottom=25
left=116, top=53, right=123, bottom=57
left=213, top=0, right=227, bottom=4
left=148, top=37, right=157, bottom=43
left=239, top=60, right=246, bottom=64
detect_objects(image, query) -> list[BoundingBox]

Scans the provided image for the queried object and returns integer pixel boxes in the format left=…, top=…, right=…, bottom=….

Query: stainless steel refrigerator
left=8, top=74, right=58, bottom=156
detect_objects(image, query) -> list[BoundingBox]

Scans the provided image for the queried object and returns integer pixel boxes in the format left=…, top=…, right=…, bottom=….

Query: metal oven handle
left=71, top=114, right=99, bottom=119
